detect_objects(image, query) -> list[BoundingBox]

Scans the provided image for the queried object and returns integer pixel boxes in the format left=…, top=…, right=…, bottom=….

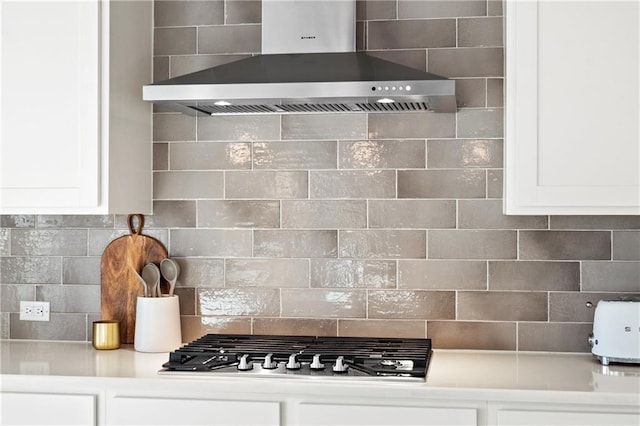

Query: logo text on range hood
left=142, top=0, right=456, bottom=115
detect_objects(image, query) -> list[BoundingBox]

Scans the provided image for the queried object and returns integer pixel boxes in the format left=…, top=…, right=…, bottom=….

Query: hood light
left=376, top=98, right=395, bottom=104
left=214, top=100, right=232, bottom=106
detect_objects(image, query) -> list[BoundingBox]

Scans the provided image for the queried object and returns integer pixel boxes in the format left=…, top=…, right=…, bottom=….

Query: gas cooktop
left=160, top=334, right=432, bottom=382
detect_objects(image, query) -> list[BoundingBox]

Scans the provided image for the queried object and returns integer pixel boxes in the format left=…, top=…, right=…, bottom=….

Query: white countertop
left=1, top=340, right=639, bottom=406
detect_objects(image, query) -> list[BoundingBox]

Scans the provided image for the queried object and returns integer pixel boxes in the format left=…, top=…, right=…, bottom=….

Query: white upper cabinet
left=0, top=0, right=152, bottom=214
left=504, top=0, right=640, bottom=215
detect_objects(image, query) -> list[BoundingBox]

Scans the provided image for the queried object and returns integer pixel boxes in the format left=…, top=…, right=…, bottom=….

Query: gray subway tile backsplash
left=224, top=0, right=261, bottom=24
left=581, top=262, right=640, bottom=292
left=153, top=113, right=196, bottom=141
left=358, top=0, right=397, bottom=20
left=613, top=231, right=640, bottom=260
left=310, top=170, right=396, bottom=199
left=518, top=322, right=593, bottom=352
left=399, top=260, right=487, bottom=290
left=427, top=139, right=503, bottom=169
left=197, top=24, right=261, bottom=54
left=457, top=291, right=548, bottom=321
left=310, top=259, right=396, bottom=289
left=339, top=140, right=425, bottom=169
left=368, top=290, right=455, bottom=320
left=339, top=319, right=426, bottom=339
left=398, top=0, right=487, bottom=19
left=368, top=113, right=455, bottom=139
left=282, top=200, right=367, bottom=229
left=253, top=318, right=337, bottom=337
left=398, top=170, right=486, bottom=199
left=11, top=230, right=87, bottom=256
left=429, top=48, right=504, bottom=78
left=62, top=257, right=101, bottom=285
left=197, top=200, right=280, bottom=228
left=340, top=230, right=427, bottom=259
left=0, top=229, right=10, bottom=256
left=254, top=141, right=337, bottom=170
left=198, top=115, right=280, bottom=142
left=153, top=27, right=197, bottom=56
left=225, top=171, right=308, bottom=199
left=170, top=142, right=252, bottom=170
left=454, top=78, right=486, bottom=108
left=281, top=289, right=366, bottom=318
left=429, top=230, right=517, bottom=259
left=489, top=261, right=580, bottom=291
left=368, top=19, right=456, bottom=50
left=427, top=321, right=516, bottom=350
left=154, top=0, right=224, bottom=27
left=458, top=199, right=547, bottom=229
left=458, top=17, right=504, bottom=47
left=226, top=259, right=309, bottom=288
left=0, top=257, right=62, bottom=284
left=519, top=231, right=612, bottom=260
left=36, top=285, right=100, bottom=314
left=254, top=230, right=338, bottom=258
left=153, top=171, right=224, bottom=199
left=457, top=108, right=504, bottom=138
left=2, top=0, right=637, bottom=351
left=170, top=229, right=252, bottom=257
left=369, top=200, right=456, bottom=229
left=283, top=114, right=366, bottom=140
left=198, top=288, right=280, bottom=316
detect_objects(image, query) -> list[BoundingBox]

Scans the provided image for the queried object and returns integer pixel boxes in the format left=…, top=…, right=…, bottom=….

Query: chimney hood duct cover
left=143, top=1, right=456, bottom=115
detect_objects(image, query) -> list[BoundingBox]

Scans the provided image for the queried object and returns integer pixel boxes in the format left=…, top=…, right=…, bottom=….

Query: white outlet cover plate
left=19, top=301, right=50, bottom=321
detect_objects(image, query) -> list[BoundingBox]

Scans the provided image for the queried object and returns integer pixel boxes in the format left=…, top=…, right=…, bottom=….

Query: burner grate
left=163, top=334, right=432, bottom=380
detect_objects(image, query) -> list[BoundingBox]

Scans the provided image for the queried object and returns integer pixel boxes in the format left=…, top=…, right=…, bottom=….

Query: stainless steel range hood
left=143, top=0, right=456, bottom=115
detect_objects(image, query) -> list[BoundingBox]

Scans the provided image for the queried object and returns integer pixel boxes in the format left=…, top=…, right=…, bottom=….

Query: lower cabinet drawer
left=0, top=392, right=96, bottom=426
left=298, top=402, right=477, bottom=426
left=108, top=396, right=280, bottom=426
left=496, top=409, right=640, bottom=426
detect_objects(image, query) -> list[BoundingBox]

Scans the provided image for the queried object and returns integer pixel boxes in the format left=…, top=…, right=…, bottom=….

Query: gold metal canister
left=92, top=320, right=120, bottom=350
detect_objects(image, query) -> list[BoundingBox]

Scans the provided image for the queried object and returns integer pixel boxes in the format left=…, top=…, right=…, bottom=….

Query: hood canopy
left=143, top=52, right=456, bottom=115
left=143, top=0, right=456, bottom=115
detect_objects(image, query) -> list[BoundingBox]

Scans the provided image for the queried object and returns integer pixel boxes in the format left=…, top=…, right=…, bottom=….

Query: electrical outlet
left=19, top=301, right=50, bottom=321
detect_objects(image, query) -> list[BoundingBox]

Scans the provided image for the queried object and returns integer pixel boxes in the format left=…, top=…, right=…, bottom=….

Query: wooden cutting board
left=100, top=214, right=167, bottom=343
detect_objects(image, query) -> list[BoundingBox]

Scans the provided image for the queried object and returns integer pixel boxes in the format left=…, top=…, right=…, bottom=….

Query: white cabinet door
left=298, top=403, right=477, bottom=426
left=108, top=396, right=280, bottom=426
left=0, top=0, right=152, bottom=214
left=495, top=409, right=639, bottom=426
left=0, top=392, right=96, bottom=425
left=504, top=0, right=640, bottom=215
left=0, top=1, right=100, bottom=209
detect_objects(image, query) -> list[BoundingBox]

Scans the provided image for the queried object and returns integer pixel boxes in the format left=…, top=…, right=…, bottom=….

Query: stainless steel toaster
left=589, top=297, right=640, bottom=365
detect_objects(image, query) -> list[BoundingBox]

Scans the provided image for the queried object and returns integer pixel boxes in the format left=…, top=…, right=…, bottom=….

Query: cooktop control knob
left=262, top=353, right=278, bottom=369
left=237, top=354, right=253, bottom=371
left=286, top=353, right=301, bottom=370
left=310, top=354, right=325, bottom=370
left=332, top=356, right=349, bottom=373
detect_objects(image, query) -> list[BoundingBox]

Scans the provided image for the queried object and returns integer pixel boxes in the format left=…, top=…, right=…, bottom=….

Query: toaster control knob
left=286, top=353, right=301, bottom=370
left=332, top=356, right=349, bottom=373
left=310, top=354, right=325, bottom=370
left=262, top=353, right=278, bottom=369
left=587, top=333, right=596, bottom=347
left=237, top=354, right=253, bottom=371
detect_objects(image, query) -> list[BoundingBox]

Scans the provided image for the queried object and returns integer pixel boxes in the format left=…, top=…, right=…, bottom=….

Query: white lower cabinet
left=297, top=402, right=477, bottom=426
left=490, top=405, right=640, bottom=426
left=0, top=392, right=97, bottom=426
left=107, top=396, right=280, bottom=426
